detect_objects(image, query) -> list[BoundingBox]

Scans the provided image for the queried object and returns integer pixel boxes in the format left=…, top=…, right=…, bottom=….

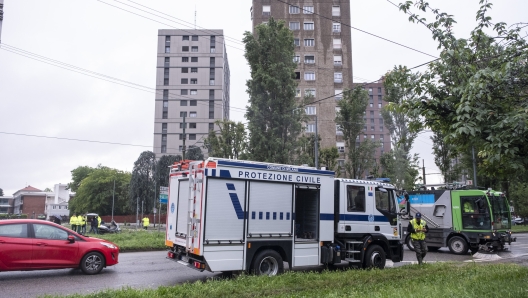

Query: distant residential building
left=12, top=184, right=73, bottom=219
left=153, top=29, right=230, bottom=158
left=0, top=195, right=13, bottom=214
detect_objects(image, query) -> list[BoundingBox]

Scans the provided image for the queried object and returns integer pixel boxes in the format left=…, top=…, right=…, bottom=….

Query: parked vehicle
left=0, top=219, right=119, bottom=274
left=165, top=158, right=406, bottom=276
left=514, top=217, right=526, bottom=225
left=401, top=189, right=516, bottom=255
left=98, top=220, right=121, bottom=234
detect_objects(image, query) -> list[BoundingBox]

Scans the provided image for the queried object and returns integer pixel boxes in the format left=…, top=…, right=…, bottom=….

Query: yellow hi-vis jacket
left=78, top=215, right=86, bottom=226
left=142, top=217, right=150, bottom=227
left=70, top=216, right=77, bottom=225
left=410, top=218, right=427, bottom=240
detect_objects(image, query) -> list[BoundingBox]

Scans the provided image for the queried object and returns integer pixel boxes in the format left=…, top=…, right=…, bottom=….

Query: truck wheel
left=364, top=245, right=386, bottom=269
left=252, top=249, right=284, bottom=276
left=448, top=236, right=469, bottom=255
left=406, top=235, right=415, bottom=251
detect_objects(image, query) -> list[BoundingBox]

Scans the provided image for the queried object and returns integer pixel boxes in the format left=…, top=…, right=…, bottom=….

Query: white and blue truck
left=165, top=158, right=406, bottom=275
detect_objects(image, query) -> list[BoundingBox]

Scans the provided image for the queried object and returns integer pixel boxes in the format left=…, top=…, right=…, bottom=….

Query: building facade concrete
left=153, top=29, right=230, bottom=158
left=11, top=184, right=73, bottom=219
left=251, top=1, right=353, bottom=153
left=0, top=196, right=13, bottom=214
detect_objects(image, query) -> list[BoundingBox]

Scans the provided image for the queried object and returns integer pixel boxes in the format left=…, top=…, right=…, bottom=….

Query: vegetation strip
left=90, top=230, right=165, bottom=252
left=47, top=262, right=527, bottom=298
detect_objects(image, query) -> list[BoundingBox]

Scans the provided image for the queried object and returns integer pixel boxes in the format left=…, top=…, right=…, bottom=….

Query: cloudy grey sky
left=0, top=0, right=526, bottom=195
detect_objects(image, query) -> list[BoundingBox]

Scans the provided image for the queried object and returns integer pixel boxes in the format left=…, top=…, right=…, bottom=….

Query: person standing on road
left=90, top=216, right=98, bottom=234
left=70, top=213, right=77, bottom=233
left=97, top=215, right=101, bottom=229
left=76, top=214, right=84, bottom=234
left=79, top=213, right=87, bottom=234
left=142, top=216, right=149, bottom=230
left=407, top=212, right=429, bottom=265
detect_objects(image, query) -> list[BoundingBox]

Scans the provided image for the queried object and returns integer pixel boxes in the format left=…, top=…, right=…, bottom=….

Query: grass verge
left=88, top=230, right=165, bottom=252
left=48, top=262, right=527, bottom=298
left=511, top=225, right=528, bottom=233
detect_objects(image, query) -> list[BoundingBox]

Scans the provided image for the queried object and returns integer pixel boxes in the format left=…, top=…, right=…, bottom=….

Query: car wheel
left=448, top=236, right=469, bottom=255
left=81, top=252, right=105, bottom=275
left=251, top=249, right=283, bottom=276
left=406, top=235, right=415, bottom=251
left=364, top=244, right=386, bottom=269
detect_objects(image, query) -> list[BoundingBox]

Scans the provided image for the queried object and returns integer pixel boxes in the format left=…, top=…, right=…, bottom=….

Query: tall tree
left=187, top=146, right=204, bottom=160
left=430, top=131, right=462, bottom=183
left=68, top=166, right=131, bottom=215
left=293, top=134, right=320, bottom=167
left=398, top=0, right=528, bottom=180
left=67, top=166, right=96, bottom=192
left=336, top=87, right=379, bottom=179
left=129, top=151, right=156, bottom=214
left=204, top=119, right=247, bottom=159
left=243, top=18, right=305, bottom=164
left=0, top=188, right=3, bottom=196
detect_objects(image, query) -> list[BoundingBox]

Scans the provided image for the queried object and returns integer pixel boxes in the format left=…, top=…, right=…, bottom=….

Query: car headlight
left=100, top=242, right=116, bottom=249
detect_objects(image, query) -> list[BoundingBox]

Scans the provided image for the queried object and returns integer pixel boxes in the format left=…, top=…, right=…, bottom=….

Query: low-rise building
left=12, top=184, right=74, bottom=220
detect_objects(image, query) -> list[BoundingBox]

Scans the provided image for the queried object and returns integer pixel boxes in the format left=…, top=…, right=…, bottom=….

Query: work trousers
left=412, top=239, right=428, bottom=264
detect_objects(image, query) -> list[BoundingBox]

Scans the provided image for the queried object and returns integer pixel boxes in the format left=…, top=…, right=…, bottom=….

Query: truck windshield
left=489, top=195, right=511, bottom=230
left=460, top=196, right=491, bottom=230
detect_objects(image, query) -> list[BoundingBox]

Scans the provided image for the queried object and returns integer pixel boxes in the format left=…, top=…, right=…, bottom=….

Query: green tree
left=319, top=147, right=339, bottom=172
left=43, top=188, right=52, bottom=192
left=380, top=149, right=421, bottom=190
left=67, top=166, right=96, bottom=192
left=398, top=0, right=528, bottom=179
left=0, top=188, right=4, bottom=196
left=154, top=155, right=181, bottom=215
left=292, top=134, right=320, bottom=167
left=187, top=146, right=204, bottom=160
left=243, top=18, right=306, bottom=164
left=336, top=87, right=379, bottom=178
left=129, top=151, right=156, bottom=214
left=204, top=119, right=247, bottom=159
left=430, top=131, right=462, bottom=183
left=509, top=182, right=528, bottom=218
left=68, top=166, right=131, bottom=215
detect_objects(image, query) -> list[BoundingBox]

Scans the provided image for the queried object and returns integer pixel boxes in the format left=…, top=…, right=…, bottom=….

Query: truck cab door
left=338, top=184, right=373, bottom=234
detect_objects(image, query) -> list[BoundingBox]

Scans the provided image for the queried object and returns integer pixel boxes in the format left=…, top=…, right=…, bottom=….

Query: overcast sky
left=0, top=0, right=526, bottom=195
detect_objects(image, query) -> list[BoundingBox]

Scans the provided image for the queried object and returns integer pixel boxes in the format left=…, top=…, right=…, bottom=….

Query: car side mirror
left=68, top=235, right=75, bottom=243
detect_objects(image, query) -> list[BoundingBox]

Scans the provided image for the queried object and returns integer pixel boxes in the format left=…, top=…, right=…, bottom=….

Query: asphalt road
left=1, top=234, right=527, bottom=298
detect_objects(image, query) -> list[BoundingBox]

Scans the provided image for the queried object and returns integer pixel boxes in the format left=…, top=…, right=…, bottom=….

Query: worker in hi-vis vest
left=142, top=216, right=149, bottom=230
left=407, top=212, right=429, bottom=265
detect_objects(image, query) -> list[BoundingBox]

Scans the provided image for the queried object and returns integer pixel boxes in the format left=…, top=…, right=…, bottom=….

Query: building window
left=209, top=123, right=214, bottom=131
left=371, top=126, right=375, bottom=131
left=336, top=125, right=343, bottom=135
left=304, top=72, right=315, bottom=81
left=183, top=36, right=189, bottom=41
left=335, top=89, right=343, bottom=100
left=189, top=134, right=197, bottom=140
left=303, top=6, right=314, bottom=14
left=334, top=72, right=343, bottom=83
left=190, top=112, right=197, bottom=118
left=163, top=100, right=169, bottom=108
left=209, top=89, right=215, bottom=99
left=181, top=67, right=188, bottom=73
left=210, top=57, right=215, bottom=66
left=165, top=35, right=171, bottom=43
left=289, top=5, right=300, bottom=14
left=182, top=57, right=189, bottom=62
left=163, top=68, right=169, bottom=85
left=289, top=22, right=300, bottom=30
left=305, top=88, right=316, bottom=97
left=182, top=46, right=189, bottom=52
left=179, top=145, right=183, bottom=152
left=191, top=67, right=198, bottom=73
left=191, top=57, right=198, bottom=62
left=378, top=95, right=382, bottom=102
left=181, top=89, right=188, bottom=95
left=190, top=100, right=197, bottom=106
left=209, top=80, right=215, bottom=85
left=296, top=88, right=301, bottom=97
left=181, top=78, right=188, bottom=84
left=180, top=111, right=187, bottom=117
left=332, top=5, right=341, bottom=16
left=334, top=55, right=342, bottom=65
left=179, top=134, right=186, bottom=140
left=306, top=124, right=315, bottom=133
left=164, top=79, right=169, bottom=85
left=333, top=38, right=342, bottom=49
left=378, top=87, right=382, bottom=94
left=294, top=38, right=300, bottom=47
left=304, top=39, right=315, bottom=47
left=180, top=100, right=188, bottom=106
left=333, top=23, right=341, bottom=33
left=368, top=88, right=373, bottom=95
left=180, top=123, right=187, bottom=129
left=162, top=111, right=168, bottom=119
left=191, top=46, right=198, bottom=52
left=337, top=142, right=345, bottom=153
left=305, top=106, right=316, bottom=115
left=161, top=145, right=167, bottom=153
left=262, top=5, right=271, bottom=16
left=210, top=47, right=216, bottom=53
left=295, top=72, right=300, bottom=80
left=190, top=89, right=197, bottom=95
left=190, top=79, right=197, bottom=84
left=370, top=111, right=374, bottom=117
left=304, top=22, right=314, bottom=30
left=165, top=46, right=170, bottom=53
left=305, top=55, right=315, bottom=64
left=163, top=89, right=168, bottom=99
left=164, top=57, right=170, bottom=67
left=162, top=123, right=167, bottom=133
left=192, top=35, right=198, bottom=41
left=293, top=55, right=300, bottom=63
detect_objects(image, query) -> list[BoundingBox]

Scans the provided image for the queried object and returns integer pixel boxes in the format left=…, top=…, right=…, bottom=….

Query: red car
left=0, top=219, right=119, bottom=274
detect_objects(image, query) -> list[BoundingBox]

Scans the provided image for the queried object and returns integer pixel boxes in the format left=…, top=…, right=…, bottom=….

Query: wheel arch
left=244, top=241, right=292, bottom=271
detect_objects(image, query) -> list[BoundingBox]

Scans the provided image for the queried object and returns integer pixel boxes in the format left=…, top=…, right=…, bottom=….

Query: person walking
left=90, top=216, right=98, bottom=234
left=97, top=215, right=102, bottom=229
left=142, top=216, right=149, bottom=230
left=70, top=213, right=77, bottom=233
left=407, top=212, right=429, bottom=265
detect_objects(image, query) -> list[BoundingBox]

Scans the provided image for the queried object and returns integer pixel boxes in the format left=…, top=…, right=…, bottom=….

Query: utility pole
left=153, top=178, right=156, bottom=228
left=314, top=115, right=319, bottom=169
left=111, top=178, right=115, bottom=221
left=182, top=114, right=187, bottom=160
left=422, top=159, right=426, bottom=185
left=141, top=200, right=144, bottom=222
left=472, top=146, right=478, bottom=187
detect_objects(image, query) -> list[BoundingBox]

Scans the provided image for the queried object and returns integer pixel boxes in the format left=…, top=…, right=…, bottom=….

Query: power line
left=275, top=0, right=438, bottom=59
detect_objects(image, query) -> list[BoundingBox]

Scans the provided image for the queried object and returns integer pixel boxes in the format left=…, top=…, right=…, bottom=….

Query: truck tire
left=252, top=249, right=284, bottom=276
left=406, top=235, right=415, bottom=251
left=364, top=245, right=386, bottom=269
left=448, top=236, right=469, bottom=255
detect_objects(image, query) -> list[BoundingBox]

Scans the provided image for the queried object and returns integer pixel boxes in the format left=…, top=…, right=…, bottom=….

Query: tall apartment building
left=153, top=29, right=230, bottom=157
left=251, top=1, right=352, bottom=153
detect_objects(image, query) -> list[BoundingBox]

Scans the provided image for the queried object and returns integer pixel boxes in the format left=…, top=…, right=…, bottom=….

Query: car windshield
left=490, top=194, right=511, bottom=230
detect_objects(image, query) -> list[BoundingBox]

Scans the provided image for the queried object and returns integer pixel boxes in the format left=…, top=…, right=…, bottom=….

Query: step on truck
left=401, top=188, right=516, bottom=255
left=165, top=158, right=405, bottom=276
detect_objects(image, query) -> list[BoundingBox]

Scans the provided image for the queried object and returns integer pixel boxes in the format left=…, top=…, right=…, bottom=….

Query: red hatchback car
left=0, top=219, right=119, bottom=274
